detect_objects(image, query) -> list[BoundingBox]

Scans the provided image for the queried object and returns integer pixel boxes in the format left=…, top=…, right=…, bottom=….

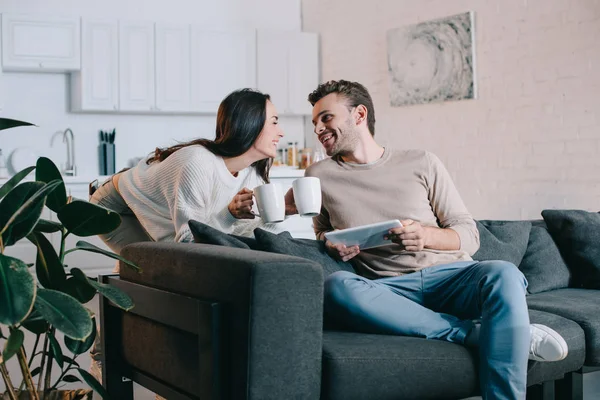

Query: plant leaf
left=57, top=200, right=121, bottom=237
left=34, top=289, right=93, bottom=340
left=21, top=310, right=49, bottom=334
left=77, top=368, right=109, bottom=399
left=2, top=328, right=24, bottom=362
left=29, top=231, right=67, bottom=290
left=71, top=268, right=134, bottom=311
left=48, top=330, right=64, bottom=369
left=35, top=157, right=67, bottom=212
left=65, top=318, right=96, bottom=355
left=0, top=180, right=62, bottom=246
left=0, top=254, right=36, bottom=325
left=62, top=277, right=96, bottom=304
left=62, top=374, right=81, bottom=383
left=30, top=366, right=41, bottom=377
left=72, top=240, right=141, bottom=272
left=0, top=118, right=35, bottom=131
left=34, top=219, right=63, bottom=233
left=0, top=166, right=36, bottom=201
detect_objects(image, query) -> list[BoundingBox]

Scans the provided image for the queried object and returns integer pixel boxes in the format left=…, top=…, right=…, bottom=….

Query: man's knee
left=479, top=260, right=528, bottom=292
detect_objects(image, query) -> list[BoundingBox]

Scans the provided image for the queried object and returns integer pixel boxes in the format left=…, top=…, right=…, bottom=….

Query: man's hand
left=325, top=240, right=360, bottom=262
left=228, top=188, right=255, bottom=219
left=284, top=187, right=298, bottom=215
left=385, top=219, right=429, bottom=252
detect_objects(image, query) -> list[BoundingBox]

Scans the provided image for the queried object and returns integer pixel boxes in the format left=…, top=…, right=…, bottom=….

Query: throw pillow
left=542, top=209, right=600, bottom=289
left=518, top=220, right=571, bottom=294
left=472, top=220, right=532, bottom=267
left=253, top=228, right=355, bottom=276
left=188, top=219, right=258, bottom=249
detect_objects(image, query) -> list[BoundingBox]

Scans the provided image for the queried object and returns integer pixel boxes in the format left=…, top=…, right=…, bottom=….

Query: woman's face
left=253, top=100, right=284, bottom=159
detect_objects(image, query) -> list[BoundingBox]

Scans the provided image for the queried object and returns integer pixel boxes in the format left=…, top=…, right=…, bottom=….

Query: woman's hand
left=284, top=188, right=298, bottom=215
left=385, top=219, right=429, bottom=252
left=228, top=188, right=256, bottom=219
left=325, top=240, right=360, bottom=262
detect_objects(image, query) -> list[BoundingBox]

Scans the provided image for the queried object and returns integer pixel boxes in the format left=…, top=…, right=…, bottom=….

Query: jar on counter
left=286, top=142, right=297, bottom=167
left=299, top=148, right=312, bottom=169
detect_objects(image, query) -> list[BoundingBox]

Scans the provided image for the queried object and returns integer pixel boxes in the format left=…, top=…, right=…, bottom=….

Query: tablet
left=324, top=219, right=403, bottom=250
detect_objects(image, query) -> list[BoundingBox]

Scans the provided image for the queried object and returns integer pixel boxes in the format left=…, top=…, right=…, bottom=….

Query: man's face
left=311, top=93, right=358, bottom=157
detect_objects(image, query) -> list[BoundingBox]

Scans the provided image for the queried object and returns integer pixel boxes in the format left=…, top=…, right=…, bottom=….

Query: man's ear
left=354, top=104, right=368, bottom=126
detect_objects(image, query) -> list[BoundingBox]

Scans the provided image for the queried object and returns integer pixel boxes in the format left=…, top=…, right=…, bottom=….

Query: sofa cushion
left=321, top=310, right=585, bottom=400
left=527, top=288, right=600, bottom=366
left=519, top=221, right=571, bottom=294
left=188, top=219, right=259, bottom=249
left=321, top=331, right=478, bottom=400
left=527, top=309, right=586, bottom=383
left=254, top=228, right=355, bottom=276
left=472, top=220, right=532, bottom=266
left=542, top=209, right=600, bottom=289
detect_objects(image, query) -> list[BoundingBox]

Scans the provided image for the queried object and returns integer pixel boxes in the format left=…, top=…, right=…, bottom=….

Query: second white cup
left=292, top=177, right=322, bottom=217
left=253, top=183, right=286, bottom=223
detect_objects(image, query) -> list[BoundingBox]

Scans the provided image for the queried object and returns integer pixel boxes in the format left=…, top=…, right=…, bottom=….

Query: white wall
left=0, top=0, right=305, bottom=178
left=302, top=0, right=600, bottom=220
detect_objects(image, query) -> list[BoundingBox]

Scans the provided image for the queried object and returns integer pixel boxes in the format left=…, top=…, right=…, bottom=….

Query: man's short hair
left=307, top=80, right=376, bottom=136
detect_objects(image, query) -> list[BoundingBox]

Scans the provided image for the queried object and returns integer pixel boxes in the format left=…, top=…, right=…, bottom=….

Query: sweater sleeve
left=172, top=160, right=238, bottom=242
left=313, top=206, right=334, bottom=241
left=426, top=152, right=480, bottom=255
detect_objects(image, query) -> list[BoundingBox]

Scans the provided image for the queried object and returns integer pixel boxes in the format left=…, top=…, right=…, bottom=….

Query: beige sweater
left=305, top=148, right=480, bottom=278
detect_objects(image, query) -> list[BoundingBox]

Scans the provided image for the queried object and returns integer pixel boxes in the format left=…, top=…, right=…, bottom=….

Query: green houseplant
left=0, top=118, right=139, bottom=400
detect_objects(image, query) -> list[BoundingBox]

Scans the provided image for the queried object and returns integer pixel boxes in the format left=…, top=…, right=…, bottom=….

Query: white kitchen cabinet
left=257, top=31, right=319, bottom=116
left=155, top=24, right=191, bottom=112
left=119, top=21, right=155, bottom=112
left=191, top=29, right=256, bottom=113
left=71, top=19, right=119, bottom=112
left=1, top=14, right=80, bottom=72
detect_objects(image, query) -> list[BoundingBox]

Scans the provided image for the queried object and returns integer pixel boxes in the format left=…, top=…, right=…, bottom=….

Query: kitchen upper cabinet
left=257, top=31, right=319, bottom=116
left=191, top=29, right=256, bottom=113
left=71, top=19, right=119, bottom=112
left=1, top=14, right=80, bottom=72
left=155, top=24, right=191, bottom=112
left=119, top=21, right=155, bottom=112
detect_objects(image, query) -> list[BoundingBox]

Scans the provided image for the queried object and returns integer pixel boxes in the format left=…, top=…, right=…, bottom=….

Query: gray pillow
left=542, top=209, right=600, bottom=289
left=518, top=221, right=571, bottom=294
left=254, top=228, right=355, bottom=276
left=188, top=220, right=258, bottom=249
left=472, top=220, right=532, bottom=267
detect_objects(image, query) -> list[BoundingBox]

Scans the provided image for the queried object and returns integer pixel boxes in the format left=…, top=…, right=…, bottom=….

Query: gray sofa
left=99, top=213, right=599, bottom=400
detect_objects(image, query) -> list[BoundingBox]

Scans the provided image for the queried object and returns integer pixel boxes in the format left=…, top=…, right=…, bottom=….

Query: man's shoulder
left=305, top=157, right=338, bottom=177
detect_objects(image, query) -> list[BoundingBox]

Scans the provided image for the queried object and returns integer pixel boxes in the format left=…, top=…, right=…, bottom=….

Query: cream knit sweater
left=118, top=145, right=281, bottom=243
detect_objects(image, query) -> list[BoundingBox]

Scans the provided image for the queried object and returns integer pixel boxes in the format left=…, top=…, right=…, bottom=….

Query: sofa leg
left=556, top=371, right=583, bottom=400
left=527, top=380, right=555, bottom=400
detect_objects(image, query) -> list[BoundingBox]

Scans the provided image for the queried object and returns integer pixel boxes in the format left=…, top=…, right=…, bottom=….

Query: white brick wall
left=302, top=0, right=600, bottom=220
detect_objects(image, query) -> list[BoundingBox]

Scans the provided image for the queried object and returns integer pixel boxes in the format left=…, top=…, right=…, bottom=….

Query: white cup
left=292, top=177, right=322, bottom=217
left=253, top=183, right=286, bottom=223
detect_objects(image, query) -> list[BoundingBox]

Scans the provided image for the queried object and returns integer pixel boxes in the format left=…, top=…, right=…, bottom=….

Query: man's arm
left=387, top=153, right=479, bottom=254
left=313, top=206, right=360, bottom=261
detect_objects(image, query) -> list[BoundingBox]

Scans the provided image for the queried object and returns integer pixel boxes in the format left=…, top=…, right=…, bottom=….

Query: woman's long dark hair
left=147, top=88, right=272, bottom=183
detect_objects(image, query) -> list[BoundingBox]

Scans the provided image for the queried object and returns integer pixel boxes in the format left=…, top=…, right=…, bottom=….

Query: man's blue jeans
left=324, top=261, right=530, bottom=400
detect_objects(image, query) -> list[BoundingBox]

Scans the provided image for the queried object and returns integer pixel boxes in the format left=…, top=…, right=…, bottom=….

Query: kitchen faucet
left=62, top=128, right=77, bottom=176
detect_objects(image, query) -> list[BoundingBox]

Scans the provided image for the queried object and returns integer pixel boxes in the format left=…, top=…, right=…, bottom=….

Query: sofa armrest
left=119, top=242, right=323, bottom=400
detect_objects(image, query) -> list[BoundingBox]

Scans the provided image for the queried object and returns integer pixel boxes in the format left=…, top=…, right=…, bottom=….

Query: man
left=303, top=80, right=568, bottom=400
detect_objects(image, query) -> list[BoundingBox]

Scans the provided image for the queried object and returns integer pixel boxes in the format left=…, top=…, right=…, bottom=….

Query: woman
left=88, top=89, right=293, bottom=391
left=90, top=88, right=292, bottom=254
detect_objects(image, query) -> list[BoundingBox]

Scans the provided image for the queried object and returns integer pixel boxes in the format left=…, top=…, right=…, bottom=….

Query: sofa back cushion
left=254, top=228, right=355, bottom=276
left=188, top=219, right=259, bottom=249
left=472, top=220, right=532, bottom=267
left=542, top=209, right=600, bottom=289
left=519, top=220, right=571, bottom=294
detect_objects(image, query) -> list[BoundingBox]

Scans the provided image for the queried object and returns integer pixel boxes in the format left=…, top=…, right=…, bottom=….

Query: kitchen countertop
left=0, top=166, right=306, bottom=185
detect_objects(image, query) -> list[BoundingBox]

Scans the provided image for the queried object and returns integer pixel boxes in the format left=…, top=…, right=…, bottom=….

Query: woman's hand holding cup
left=228, top=187, right=256, bottom=219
